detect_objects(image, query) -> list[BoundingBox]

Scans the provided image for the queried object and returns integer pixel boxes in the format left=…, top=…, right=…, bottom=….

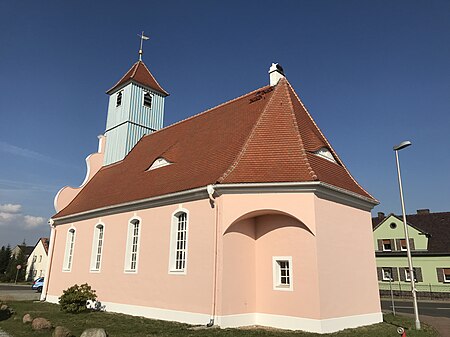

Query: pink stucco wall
left=47, top=199, right=215, bottom=314
left=47, top=191, right=380, bottom=325
left=315, top=197, right=381, bottom=318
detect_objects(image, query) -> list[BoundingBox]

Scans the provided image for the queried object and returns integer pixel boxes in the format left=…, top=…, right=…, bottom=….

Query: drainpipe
left=206, top=184, right=218, bottom=327
left=40, top=219, right=56, bottom=301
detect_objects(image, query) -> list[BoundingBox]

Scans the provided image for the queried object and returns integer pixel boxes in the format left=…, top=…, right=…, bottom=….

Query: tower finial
left=138, top=31, right=150, bottom=61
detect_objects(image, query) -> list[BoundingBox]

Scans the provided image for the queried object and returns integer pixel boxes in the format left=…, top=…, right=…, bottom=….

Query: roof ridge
left=140, top=62, right=169, bottom=96
left=286, top=81, right=377, bottom=202
left=217, top=84, right=280, bottom=183
left=282, top=79, right=318, bottom=180
left=140, top=84, right=273, bottom=142
left=130, top=61, right=140, bottom=78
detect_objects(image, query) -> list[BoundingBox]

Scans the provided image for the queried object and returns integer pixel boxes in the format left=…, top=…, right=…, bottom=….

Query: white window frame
left=405, top=268, right=417, bottom=282
left=168, top=208, right=189, bottom=274
left=63, top=226, right=76, bottom=272
left=272, top=256, right=293, bottom=291
left=443, top=269, right=450, bottom=283
left=124, top=216, right=141, bottom=273
left=90, top=222, right=105, bottom=272
left=382, top=239, right=392, bottom=252
left=382, top=267, right=393, bottom=281
left=399, top=239, right=408, bottom=251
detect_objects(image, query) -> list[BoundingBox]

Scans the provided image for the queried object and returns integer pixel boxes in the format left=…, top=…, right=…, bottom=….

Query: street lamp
left=393, top=140, right=420, bottom=330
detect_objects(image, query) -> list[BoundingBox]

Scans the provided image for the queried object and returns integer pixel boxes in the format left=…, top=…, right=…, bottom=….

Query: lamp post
left=393, top=140, right=420, bottom=330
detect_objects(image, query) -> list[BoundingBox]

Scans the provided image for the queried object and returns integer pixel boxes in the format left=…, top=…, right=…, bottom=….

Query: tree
left=0, top=245, right=12, bottom=280
left=5, top=248, right=27, bottom=282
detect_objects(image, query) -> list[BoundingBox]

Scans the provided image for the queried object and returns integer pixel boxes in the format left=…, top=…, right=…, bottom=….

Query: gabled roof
left=106, top=61, right=169, bottom=96
left=55, top=78, right=375, bottom=219
left=372, top=211, right=450, bottom=254
left=40, top=237, right=49, bottom=254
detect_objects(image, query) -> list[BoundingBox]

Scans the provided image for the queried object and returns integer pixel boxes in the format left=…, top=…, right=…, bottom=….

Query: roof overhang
left=51, top=181, right=378, bottom=225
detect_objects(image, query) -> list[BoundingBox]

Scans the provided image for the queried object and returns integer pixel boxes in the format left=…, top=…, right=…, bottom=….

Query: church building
left=42, top=47, right=382, bottom=333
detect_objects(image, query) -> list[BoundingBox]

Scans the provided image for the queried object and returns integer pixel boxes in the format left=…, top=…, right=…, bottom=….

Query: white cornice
left=52, top=182, right=378, bottom=225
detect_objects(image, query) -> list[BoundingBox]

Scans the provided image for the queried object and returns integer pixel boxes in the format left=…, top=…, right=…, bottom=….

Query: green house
left=372, top=209, right=450, bottom=297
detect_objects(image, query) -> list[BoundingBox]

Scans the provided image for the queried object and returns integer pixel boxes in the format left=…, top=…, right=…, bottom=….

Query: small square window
left=399, top=239, right=407, bottom=251
left=405, top=269, right=417, bottom=282
left=443, top=269, right=450, bottom=283
left=273, top=256, right=293, bottom=291
left=382, top=239, right=392, bottom=251
left=382, top=268, right=393, bottom=281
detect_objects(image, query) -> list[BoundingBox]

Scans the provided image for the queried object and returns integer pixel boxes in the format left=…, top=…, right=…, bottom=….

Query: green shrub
left=59, top=283, right=97, bottom=313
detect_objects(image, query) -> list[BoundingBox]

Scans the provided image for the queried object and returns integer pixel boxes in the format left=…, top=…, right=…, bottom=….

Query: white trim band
left=45, top=295, right=381, bottom=333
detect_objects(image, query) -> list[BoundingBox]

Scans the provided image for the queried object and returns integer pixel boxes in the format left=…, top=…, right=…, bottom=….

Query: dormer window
left=314, top=147, right=337, bottom=163
left=148, top=157, right=171, bottom=171
left=143, top=92, right=152, bottom=108
left=116, top=91, right=122, bottom=107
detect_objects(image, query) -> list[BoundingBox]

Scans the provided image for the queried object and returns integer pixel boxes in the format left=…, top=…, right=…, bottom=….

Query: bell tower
left=103, top=34, right=169, bottom=165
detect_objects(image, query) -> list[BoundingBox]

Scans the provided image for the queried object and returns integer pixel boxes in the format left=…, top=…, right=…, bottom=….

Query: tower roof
left=54, top=78, right=376, bottom=220
left=106, top=61, right=169, bottom=96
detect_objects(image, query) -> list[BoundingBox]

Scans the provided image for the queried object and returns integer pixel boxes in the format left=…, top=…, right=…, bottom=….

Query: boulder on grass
left=31, top=317, right=52, bottom=330
left=80, top=328, right=108, bottom=337
left=53, top=326, right=73, bottom=337
left=0, top=305, right=11, bottom=321
left=23, top=313, right=33, bottom=323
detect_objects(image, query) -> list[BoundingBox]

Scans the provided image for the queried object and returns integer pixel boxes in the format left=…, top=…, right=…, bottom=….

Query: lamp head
left=393, top=140, right=412, bottom=151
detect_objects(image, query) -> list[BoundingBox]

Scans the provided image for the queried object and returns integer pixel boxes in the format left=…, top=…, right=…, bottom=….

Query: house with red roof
left=42, top=56, right=381, bottom=333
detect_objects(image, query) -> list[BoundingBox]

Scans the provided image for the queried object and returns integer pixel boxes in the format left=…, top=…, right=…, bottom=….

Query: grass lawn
left=0, top=301, right=438, bottom=337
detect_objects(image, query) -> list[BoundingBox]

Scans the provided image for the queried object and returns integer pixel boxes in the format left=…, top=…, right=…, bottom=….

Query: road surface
left=381, top=299, right=450, bottom=318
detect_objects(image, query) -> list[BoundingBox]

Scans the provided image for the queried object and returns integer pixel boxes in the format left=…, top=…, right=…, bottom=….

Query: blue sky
left=0, top=0, right=449, bottom=247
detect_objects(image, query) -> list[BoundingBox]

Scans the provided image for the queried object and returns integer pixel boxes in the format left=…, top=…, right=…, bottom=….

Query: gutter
left=51, top=182, right=378, bottom=225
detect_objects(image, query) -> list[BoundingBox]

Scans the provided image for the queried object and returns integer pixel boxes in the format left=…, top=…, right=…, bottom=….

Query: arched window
left=169, top=211, right=188, bottom=273
left=63, top=228, right=76, bottom=271
left=90, top=223, right=105, bottom=271
left=143, top=92, right=152, bottom=108
left=125, top=218, right=140, bottom=272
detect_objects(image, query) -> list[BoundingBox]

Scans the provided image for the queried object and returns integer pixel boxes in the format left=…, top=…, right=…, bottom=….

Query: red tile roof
left=55, top=78, right=375, bottom=219
left=40, top=237, right=49, bottom=254
left=106, top=61, right=169, bottom=96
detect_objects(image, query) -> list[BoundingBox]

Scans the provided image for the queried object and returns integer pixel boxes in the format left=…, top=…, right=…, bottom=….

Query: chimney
left=417, top=209, right=430, bottom=215
left=269, top=63, right=285, bottom=86
left=377, top=212, right=385, bottom=219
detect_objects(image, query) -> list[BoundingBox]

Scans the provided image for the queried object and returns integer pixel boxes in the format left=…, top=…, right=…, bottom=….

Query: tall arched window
left=63, top=228, right=76, bottom=271
left=125, top=218, right=140, bottom=272
left=169, top=210, right=188, bottom=273
left=90, top=223, right=105, bottom=271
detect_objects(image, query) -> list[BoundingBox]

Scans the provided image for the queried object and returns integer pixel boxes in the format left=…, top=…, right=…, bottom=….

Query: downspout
left=206, top=184, right=218, bottom=327
left=40, top=218, right=56, bottom=301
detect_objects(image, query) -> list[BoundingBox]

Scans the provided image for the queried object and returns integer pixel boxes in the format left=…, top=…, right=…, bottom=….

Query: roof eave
left=51, top=181, right=378, bottom=225
left=105, top=79, right=169, bottom=96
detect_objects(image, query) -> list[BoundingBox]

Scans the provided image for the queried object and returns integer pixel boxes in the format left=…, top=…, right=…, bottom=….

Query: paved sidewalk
left=401, top=313, right=450, bottom=337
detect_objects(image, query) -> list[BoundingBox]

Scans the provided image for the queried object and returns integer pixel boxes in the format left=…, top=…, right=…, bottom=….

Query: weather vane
left=138, top=31, right=150, bottom=61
